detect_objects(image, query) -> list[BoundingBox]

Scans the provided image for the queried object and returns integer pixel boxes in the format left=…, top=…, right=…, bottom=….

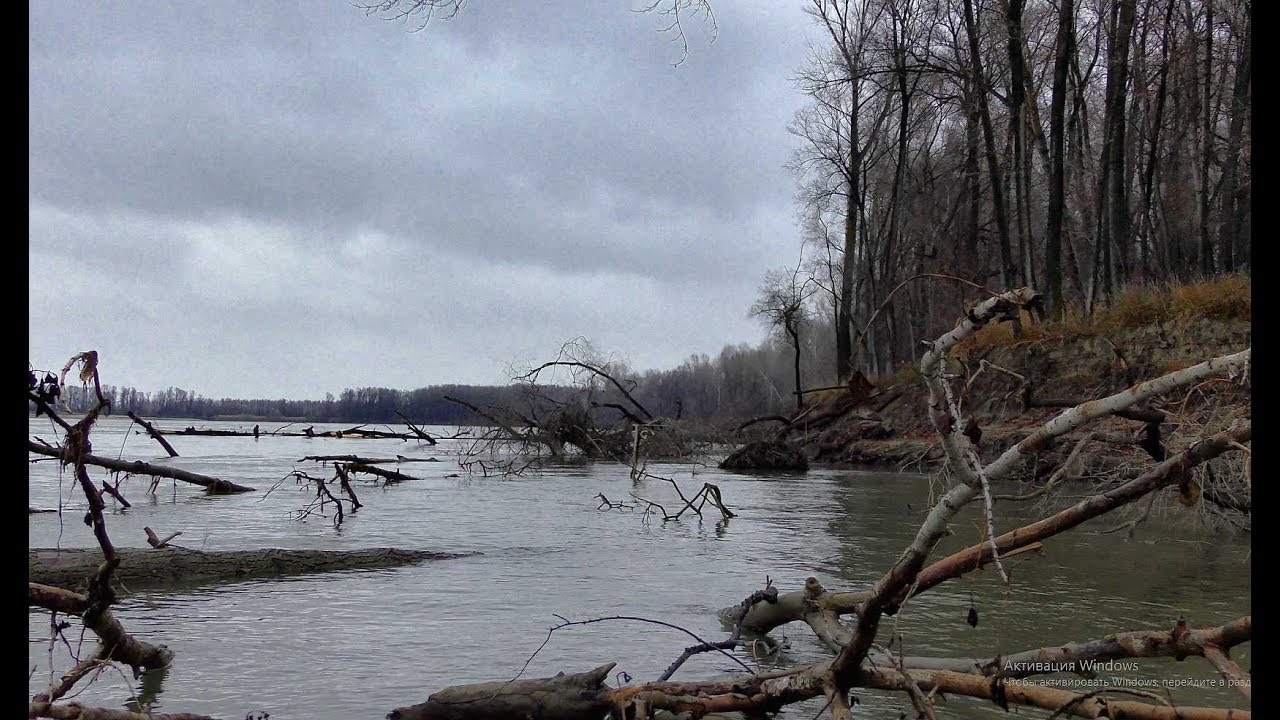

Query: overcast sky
left=30, top=2, right=819, bottom=400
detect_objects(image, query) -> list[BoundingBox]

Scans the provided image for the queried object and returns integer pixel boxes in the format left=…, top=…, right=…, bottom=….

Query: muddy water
left=28, top=416, right=1250, bottom=718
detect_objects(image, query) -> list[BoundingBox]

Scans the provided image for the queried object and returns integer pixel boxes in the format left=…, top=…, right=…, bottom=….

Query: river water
left=29, top=416, right=1250, bottom=718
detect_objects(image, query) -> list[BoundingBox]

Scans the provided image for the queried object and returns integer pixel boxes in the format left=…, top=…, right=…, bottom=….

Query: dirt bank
left=30, top=547, right=477, bottom=591
left=762, top=317, right=1250, bottom=483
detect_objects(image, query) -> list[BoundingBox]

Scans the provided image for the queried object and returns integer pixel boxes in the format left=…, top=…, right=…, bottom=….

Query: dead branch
left=26, top=440, right=252, bottom=493
left=393, top=410, right=439, bottom=444
left=143, top=527, right=182, bottom=549
left=98, top=481, right=130, bottom=509
left=300, top=454, right=438, bottom=464
left=333, top=463, right=363, bottom=511
left=658, top=584, right=778, bottom=681
left=591, top=400, right=645, bottom=424
left=28, top=582, right=173, bottom=673
left=346, top=462, right=419, bottom=483
left=515, top=360, right=654, bottom=422
left=125, top=411, right=179, bottom=457
left=595, top=493, right=632, bottom=510
left=443, top=395, right=562, bottom=456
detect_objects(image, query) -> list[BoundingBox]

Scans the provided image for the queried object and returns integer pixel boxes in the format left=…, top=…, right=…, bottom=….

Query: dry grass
left=959, top=274, right=1249, bottom=352
left=1077, top=274, right=1249, bottom=329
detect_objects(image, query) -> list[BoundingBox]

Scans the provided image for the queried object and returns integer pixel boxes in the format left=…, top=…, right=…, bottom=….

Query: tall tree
left=1044, top=0, right=1076, bottom=318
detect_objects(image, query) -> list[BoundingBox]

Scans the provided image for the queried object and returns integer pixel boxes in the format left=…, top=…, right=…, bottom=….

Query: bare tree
left=357, top=0, right=716, bottom=65
left=750, top=266, right=814, bottom=410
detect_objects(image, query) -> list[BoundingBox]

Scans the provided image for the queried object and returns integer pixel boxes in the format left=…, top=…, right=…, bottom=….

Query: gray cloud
left=30, top=1, right=818, bottom=398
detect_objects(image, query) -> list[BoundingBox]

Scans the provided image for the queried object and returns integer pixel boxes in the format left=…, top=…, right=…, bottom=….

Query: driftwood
left=29, top=702, right=214, bottom=720
left=388, top=663, right=617, bottom=720
left=29, top=547, right=474, bottom=590
left=300, top=454, right=439, bottom=464
left=347, top=462, right=420, bottom=483
left=144, top=526, right=182, bottom=548
left=158, top=424, right=435, bottom=441
left=26, top=440, right=252, bottom=493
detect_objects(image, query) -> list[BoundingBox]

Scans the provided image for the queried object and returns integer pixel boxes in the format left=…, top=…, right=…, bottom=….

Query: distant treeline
left=43, top=321, right=844, bottom=427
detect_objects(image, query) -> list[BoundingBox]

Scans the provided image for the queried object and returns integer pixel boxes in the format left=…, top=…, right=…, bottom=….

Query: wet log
left=388, top=663, right=616, bottom=720
left=347, top=462, right=420, bottom=483
left=155, top=425, right=433, bottom=441
left=29, top=701, right=213, bottom=720
left=28, top=582, right=174, bottom=671
left=30, top=547, right=476, bottom=590
left=126, top=411, right=179, bottom=457
left=163, top=428, right=247, bottom=436
left=300, top=454, right=439, bottom=464
left=27, top=440, right=253, bottom=493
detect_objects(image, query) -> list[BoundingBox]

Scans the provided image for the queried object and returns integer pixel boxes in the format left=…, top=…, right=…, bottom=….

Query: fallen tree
left=391, top=288, right=1251, bottom=719
left=156, top=421, right=440, bottom=442
left=28, top=353, right=183, bottom=711
left=445, top=339, right=700, bottom=466
left=29, top=547, right=472, bottom=591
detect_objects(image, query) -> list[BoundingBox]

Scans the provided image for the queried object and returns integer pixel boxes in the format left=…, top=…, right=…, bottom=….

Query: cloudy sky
left=30, top=2, right=820, bottom=400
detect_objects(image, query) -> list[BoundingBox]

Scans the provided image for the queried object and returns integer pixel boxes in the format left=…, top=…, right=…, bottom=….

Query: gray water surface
left=28, top=416, right=1250, bottom=718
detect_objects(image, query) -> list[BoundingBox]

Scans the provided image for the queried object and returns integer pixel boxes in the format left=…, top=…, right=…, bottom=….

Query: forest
left=50, top=0, right=1250, bottom=427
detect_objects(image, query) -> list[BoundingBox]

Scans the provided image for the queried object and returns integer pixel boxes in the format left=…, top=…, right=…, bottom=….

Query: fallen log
left=155, top=426, right=434, bottom=441
left=163, top=427, right=247, bottom=436
left=30, top=547, right=476, bottom=590
left=300, top=454, right=439, bottom=464
left=27, top=440, right=252, bottom=493
left=347, top=462, right=420, bottom=483
left=29, top=701, right=213, bottom=720
left=29, top=582, right=174, bottom=673
left=388, top=663, right=616, bottom=720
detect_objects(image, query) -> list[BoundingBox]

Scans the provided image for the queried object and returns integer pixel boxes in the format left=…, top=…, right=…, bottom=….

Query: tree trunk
left=1215, top=2, right=1249, bottom=272
left=1139, top=0, right=1175, bottom=283
left=963, top=0, right=1017, bottom=289
left=1198, top=0, right=1215, bottom=274
left=1099, top=0, right=1136, bottom=296
left=1045, top=0, right=1075, bottom=318
left=837, top=80, right=861, bottom=381
left=788, top=324, right=803, bottom=410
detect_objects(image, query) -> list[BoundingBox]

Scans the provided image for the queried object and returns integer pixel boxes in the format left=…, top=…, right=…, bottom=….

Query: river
left=28, top=415, right=1250, bottom=718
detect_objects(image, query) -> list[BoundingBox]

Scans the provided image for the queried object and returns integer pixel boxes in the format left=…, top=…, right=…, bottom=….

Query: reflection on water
left=29, top=417, right=1250, bottom=718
